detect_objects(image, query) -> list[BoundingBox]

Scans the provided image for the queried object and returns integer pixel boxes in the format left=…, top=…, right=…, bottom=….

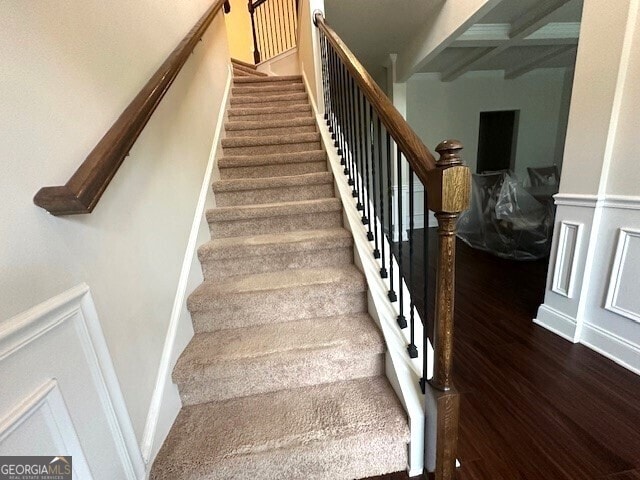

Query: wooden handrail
left=314, top=12, right=437, bottom=187
left=34, top=0, right=231, bottom=216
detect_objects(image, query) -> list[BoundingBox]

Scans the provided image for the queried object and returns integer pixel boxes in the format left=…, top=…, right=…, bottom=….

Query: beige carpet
left=150, top=60, right=409, bottom=480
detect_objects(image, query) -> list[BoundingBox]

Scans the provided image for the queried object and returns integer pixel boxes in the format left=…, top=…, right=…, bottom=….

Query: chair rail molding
left=0, top=284, right=145, bottom=479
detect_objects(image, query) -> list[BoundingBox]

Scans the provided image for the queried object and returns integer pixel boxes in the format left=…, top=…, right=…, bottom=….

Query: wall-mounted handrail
left=33, top=0, right=231, bottom=216
left=314, top=12, right=437, bottom=186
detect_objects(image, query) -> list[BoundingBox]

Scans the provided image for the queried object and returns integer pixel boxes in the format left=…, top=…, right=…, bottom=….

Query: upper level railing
left=248, top=0, right=298, bottom=64
left=33, top=0, right=230, bottom=216
left=314, top=12, right=471, bottom=480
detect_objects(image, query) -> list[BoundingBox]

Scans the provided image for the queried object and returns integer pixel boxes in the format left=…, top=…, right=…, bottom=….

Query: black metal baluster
left=329, top=48, right=338, bottom=139
left=397, top=146, right=406, bottom=328
left=408, top=167, right=418, bottom=357
left=349, top=78, right=358, bottom=197
left=334, top=54, right=343, bottom=154
left=356, top=91, right=365, bottom=213
left=339, top=61, right=348, bottom=164
left=370, top=107, right=380, bottom=258
left=420, top=191, right=430, bottom=393
left=341, top=62, right=351, bottom=179
left=378, top=121, right=388, bottom=277
left=327, top=45, right=336, bottom=135
left=319, top=34, right=328, bottom=122
left=363, top=96, right=373, bottom=232
left=387, top=133, right=396, bottom=302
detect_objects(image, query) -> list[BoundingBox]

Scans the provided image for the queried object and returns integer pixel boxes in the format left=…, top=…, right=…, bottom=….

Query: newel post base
left=424, top=139, right=471, bottom=480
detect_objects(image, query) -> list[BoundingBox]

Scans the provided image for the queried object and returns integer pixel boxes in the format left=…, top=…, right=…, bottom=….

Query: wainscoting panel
left=536, top=195, right=640, bottom=375
left=0, top=285, right=145, bottom=480
left=605, top=228, right=640, bottom=323
left=552, top=221, right=583, bottom=298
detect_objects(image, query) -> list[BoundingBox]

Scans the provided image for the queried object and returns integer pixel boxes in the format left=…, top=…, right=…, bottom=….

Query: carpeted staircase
left=150, top=60, right=409, bottom=480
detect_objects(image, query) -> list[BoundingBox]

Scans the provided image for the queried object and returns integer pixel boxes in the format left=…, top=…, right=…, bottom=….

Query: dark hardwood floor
left=366, top=229, right=640, bottom=480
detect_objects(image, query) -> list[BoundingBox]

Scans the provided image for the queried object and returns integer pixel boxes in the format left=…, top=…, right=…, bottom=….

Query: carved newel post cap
left=435, top=139, right=464, bottom=167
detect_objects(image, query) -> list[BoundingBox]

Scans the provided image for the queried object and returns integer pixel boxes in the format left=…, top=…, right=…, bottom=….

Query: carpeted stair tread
left=231, top=57, right=259, bottom=70
left=232, top=63, right=268, bottom=77
left=222, top=132, right=320, bottom=149
left=218, top=150, right=326, bottom=169
left=207, top=197, right=341, bottom=222
left=224, top=117, right=317, bottom=137
left=232, top=68, right=251, bottom=77
left=189, top=265, right=365, bottom=297
left=225, top=117, right=315, bottom=131
left=198, top=228, right=352, bottom=279
left=234, top=74, right=302, bottom=84
left=228, top=103, right=312, bottom=118
left=172, top=313, right=385, bottom=404
left=187, top=266, right=368, bottom=331
left=213, top=172, right=333, bottom=193
left=230, top=92, right=308, bottom=106
left=232, top=83, right=306, bottom=95
left=199, top=228, right=352, bottom=261
left=149, top=377, right=409, bottom=480
left=212, top=172, right=334, bottom=206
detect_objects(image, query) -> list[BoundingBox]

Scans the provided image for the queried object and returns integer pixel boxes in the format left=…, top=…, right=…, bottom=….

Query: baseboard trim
left=139, top=66, right=232, bottom=465
left=534, top=304, right=579, bottom=342
left=581, top=322, right=640, bottom=376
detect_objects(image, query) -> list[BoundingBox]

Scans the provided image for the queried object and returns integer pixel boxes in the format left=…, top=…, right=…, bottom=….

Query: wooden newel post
left=430, top=139, right=468, bottom=391
left=425, top=139, right=471, bottom=480
left=248, top=1, right=261, bottom=64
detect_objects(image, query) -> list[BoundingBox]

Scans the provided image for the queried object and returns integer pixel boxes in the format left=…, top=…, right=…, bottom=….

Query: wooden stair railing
left=248, top=0, right=298, bottom=64
left=33, top=0, right=231, bottom=216
left=314, top=12, right=471, bottom=480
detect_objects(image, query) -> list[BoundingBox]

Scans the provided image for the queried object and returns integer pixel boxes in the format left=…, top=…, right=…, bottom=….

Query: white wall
left=536, top=0, right=640, bottom=375
left=407, top=69, right=568, bottom=180
left=0, top=0, right=230, bottom=450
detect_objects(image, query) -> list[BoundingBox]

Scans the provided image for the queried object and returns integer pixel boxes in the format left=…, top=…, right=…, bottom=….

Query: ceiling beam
left=452, top=22, right=580, bottom=48
left=441, top=0, right=572, bottom=82
left=504, top=44, right=576, bottom=79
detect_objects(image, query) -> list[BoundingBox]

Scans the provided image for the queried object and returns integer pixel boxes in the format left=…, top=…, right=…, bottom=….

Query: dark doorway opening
left=477, top=110, right=520, bottom=173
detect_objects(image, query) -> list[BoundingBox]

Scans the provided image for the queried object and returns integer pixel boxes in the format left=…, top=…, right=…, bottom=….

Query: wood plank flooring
left=365, top=229, right=640, bottom=480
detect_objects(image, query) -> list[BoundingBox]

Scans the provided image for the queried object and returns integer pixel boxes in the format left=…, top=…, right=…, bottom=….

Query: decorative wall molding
left=554, top=193, right=640, bottom=210
left=551, top=221, right=583, bottom=298
left=0, top=284, right=145, bottom=479
left=0, top=380, right=93, bottom=479
left=603, top=195, right=640, bottom=210
left=141, top=66, right=233, bottom=465
left=605, top=228, right=640, bottom=324
left=554, top=193, right=600, bottom=208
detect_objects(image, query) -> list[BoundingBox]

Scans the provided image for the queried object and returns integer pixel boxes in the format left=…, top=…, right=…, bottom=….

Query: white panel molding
left=0, top=284, right=145, bottom=479
left=605, top=228, right=640, bottom=323
left=581, top=322, right=640, bottom=376
left=551, top=221, right=583, bottom=298
left=0, top=379, right=93, bottom=479
left=140, top=66, right=233, bottom=465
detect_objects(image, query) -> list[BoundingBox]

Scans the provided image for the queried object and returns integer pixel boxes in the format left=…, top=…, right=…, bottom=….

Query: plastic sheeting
left=458, top=172, right=554, bottom=260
